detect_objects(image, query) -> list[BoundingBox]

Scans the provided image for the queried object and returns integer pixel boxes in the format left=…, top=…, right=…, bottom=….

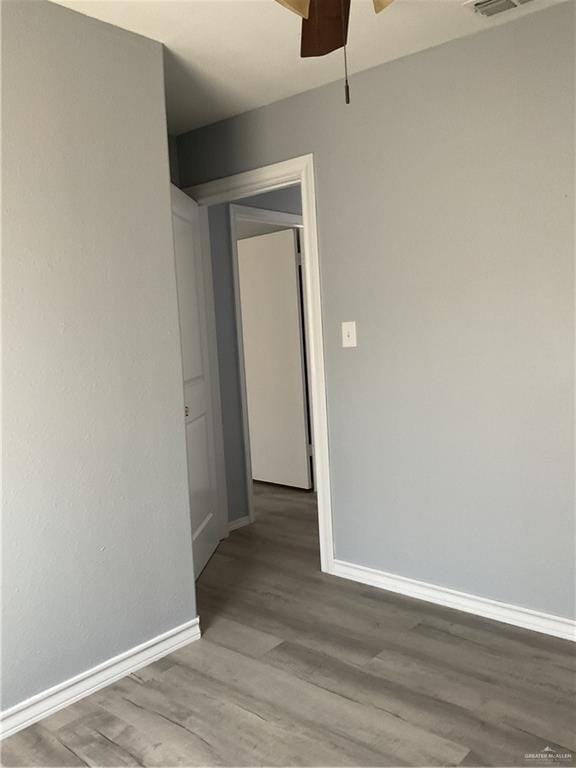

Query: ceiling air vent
left=467, top=0, right=535, bottom=16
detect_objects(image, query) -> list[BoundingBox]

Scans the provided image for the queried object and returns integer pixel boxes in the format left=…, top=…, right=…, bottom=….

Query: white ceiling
left=52, top=0, right=561, bottom=135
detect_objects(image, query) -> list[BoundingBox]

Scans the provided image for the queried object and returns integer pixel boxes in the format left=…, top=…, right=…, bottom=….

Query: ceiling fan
left=275, top=0, right=395, bottom=102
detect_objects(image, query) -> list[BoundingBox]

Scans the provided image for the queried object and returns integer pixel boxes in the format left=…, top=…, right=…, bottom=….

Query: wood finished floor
left=3, top=483, right=575, bottom=767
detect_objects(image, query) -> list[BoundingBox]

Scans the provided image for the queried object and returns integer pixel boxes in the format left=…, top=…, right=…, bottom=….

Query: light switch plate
left=341, top=321, right=357, bottom=348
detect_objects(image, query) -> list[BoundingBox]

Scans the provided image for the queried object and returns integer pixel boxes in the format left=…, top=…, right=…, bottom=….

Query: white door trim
left=187, top=155, right=335, bottom=572
left=231, top=203, right=303, bottom=232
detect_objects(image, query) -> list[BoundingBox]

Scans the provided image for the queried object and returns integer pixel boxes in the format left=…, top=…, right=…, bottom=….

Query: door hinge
left=296, top=230, right=303, bottom=265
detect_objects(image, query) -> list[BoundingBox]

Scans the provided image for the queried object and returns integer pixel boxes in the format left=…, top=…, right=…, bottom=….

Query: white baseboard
left=228, top=515, right=252, bottom=532
left=1, top=617, right=201, bottom=740
left=331, top=559, right=575, bottom=642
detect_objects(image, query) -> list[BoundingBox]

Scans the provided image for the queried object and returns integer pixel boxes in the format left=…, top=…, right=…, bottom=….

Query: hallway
left=3, top=484, right=574, bottom=766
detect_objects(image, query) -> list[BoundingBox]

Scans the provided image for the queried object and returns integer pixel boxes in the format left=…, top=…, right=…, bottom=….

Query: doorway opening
left=187, top=155, right=334, bottom=574
left=232, top=198, right=314, bottom=515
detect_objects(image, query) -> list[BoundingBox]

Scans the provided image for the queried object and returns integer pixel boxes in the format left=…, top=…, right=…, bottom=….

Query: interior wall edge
left=331, top=559, right=576, bottom=642
left=3, top=0, right=196, bottom=712
left=0, top=618, right=201, bottom=741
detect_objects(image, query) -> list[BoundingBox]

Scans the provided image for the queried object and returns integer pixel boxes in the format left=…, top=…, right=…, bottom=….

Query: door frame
left=230, top=204, right=305, bottom=524
left=231, top=203, right=303, bottom=235
left=187, top=155, right=335, bottom=573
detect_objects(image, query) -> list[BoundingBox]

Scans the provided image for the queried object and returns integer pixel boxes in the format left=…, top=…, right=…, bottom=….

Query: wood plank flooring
left=3, top=483, right=575, bottom=767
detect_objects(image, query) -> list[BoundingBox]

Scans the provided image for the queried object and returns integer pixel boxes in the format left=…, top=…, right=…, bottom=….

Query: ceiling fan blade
left=301, top=0, right=351, bottom=57
left=373, top=0, right=395, bottom=12
left=275, top=0, right=310, bottom=18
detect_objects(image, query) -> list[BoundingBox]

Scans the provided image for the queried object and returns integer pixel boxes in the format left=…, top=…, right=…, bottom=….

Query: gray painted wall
left=2, top=0, right=196, bottom=709
left=168, top=134, right=180, bottom=186
left=179, top=4, right=575, bottom=619
left=208, top=185, right=302, bottom=521
left=208, top=204, right=249, bottom=521
left=241, top=186, right=302, bottom=216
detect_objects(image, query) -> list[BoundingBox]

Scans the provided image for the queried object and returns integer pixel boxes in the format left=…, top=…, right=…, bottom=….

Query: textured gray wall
left=179, top=5, right=575, bottom=619
left=208, top=185, right=302, bottom=521
left=2, top=0, right=196, bottom=709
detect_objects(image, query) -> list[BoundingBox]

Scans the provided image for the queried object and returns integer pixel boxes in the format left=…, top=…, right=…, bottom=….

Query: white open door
left=171, top=186, right=222, bottom=576
left=237, top=229, right=312, bottom=489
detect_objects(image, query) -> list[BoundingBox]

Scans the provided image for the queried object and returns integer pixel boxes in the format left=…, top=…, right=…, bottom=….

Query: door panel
left=172, top=187, right=220, bottom=576
left=237, top=229, right=312, bottom=489
left=185, top=416, right=212, bottom=530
